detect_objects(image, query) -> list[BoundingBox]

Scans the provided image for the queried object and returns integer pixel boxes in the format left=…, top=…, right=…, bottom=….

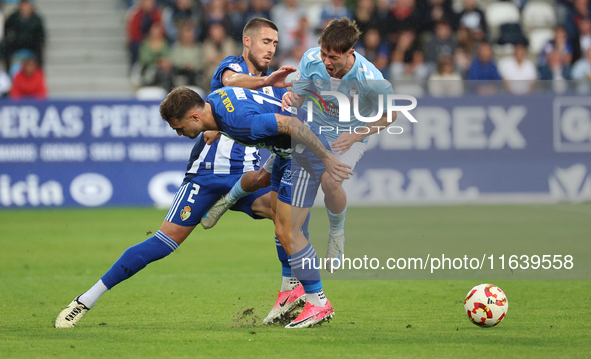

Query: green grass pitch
left=1, top=204, right=590, bottom=358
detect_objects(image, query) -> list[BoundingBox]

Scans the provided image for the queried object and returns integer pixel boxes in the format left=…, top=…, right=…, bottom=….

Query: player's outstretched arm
left=275, top=114, right=353, bottom=181
left=331, top=112, right=398, bottom=155
left=222, top=66, right=296, bottom=90
left=264, top=66, right=297, bottom=88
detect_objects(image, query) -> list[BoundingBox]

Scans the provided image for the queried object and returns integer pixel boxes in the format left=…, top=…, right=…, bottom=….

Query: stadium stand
left=2, top=0, right=589, bottom=98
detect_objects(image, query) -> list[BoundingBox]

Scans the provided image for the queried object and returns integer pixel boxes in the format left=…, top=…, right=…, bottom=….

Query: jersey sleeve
left=291, top=49, right=318, bottom=96
left=210, top=56, right=246, bottom=91
left=249, top=113, right=279, bottom=139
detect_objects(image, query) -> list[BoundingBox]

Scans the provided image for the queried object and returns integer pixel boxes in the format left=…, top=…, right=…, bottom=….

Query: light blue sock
left=227, top=174, right=253, bottom=203
left=327, top=206, right=346, bottom=233
left=101, top=231, right=179, bottom=289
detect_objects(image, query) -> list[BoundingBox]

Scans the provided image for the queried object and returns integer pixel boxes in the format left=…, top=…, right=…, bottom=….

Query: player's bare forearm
left=276, top=114, right=353, bottom=181
left=275, top=114, right=328, bottom=160
left=222, top=71, right=266, bottom=90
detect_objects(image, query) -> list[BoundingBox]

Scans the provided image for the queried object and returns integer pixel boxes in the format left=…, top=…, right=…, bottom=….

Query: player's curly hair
left=318, top=17, right=361, bottom=54
left=160, top=87, right=205, bottom=123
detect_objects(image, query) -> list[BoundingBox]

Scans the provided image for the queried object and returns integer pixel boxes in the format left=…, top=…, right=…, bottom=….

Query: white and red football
left=464, top=284, right=508, bottom=327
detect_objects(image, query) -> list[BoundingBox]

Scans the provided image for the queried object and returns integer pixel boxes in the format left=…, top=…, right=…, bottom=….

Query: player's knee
left=256, top=170, right=271, bottom=188
left=274, top=222, right=290, bottom=245
left=321, top=172, right=341, bottom=194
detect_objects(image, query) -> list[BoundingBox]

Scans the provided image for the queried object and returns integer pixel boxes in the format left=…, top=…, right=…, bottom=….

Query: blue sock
left=300, top=212, right=311, bottom=240
left=289, top=243, right=322, bottom=294
left=327, top=206, right=346, bottom=233
left=275, top=236, right=292, bottom=277
left=101, top=231, right=179, bottom=289
left=227, top=174, right=253, bottom=203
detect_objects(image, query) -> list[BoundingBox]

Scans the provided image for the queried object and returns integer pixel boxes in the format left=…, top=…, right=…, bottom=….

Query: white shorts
left=330, top=142, right=367, bottom=171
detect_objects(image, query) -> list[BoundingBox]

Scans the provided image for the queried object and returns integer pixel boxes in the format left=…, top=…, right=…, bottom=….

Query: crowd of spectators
left=3, top=0, right=591, bottom=98
left=0, top=0, right=47, bottom=99
left=124, top=0, right=591, bottom=96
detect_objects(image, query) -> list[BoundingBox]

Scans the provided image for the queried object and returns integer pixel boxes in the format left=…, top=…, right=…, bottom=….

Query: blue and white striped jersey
left=182, top=134, right=262, bottom=182
left=183, top=56, right=285, bottom=180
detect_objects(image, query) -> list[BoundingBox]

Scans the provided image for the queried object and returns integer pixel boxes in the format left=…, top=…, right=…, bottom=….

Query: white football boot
left=55, top=296, right=89, bottom=328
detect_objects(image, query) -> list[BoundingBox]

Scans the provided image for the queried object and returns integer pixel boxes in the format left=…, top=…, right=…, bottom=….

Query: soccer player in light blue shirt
left=283, top=18, right=397, bottom=268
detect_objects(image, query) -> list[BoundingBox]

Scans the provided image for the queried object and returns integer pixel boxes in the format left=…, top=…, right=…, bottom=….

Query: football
left=464, top=284, right=509, bottom=327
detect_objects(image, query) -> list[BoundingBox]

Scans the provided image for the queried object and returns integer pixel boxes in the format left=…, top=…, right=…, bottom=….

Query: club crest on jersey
left=315, top=79, right=323, bottom=88
left=229, top=63, right=242, bottom=72
left=180, top=206, right=192, bottom=221
left=263, top=86, right=273, bottom=96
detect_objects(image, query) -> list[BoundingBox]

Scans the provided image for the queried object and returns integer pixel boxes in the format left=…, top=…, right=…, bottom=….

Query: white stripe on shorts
left=165, top=182, right=189, bottom=222
left=293, top=170, right=310, bottom=208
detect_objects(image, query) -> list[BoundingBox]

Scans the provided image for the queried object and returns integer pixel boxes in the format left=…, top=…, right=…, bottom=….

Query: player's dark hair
left=243, top=17, right=278, bottom=38
left=318, top=17, right=361, bottom=54
left=160, top=87, right=205, bottom=122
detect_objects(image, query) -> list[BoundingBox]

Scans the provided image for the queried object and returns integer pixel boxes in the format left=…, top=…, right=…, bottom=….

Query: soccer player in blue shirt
left=160, top=86, right=352, bottom=328
left=201, top=17, right=295, bottom=231
left=54, top=18, right=297, bottom=329
left=282, top=18, right=397, bottom=270
left=205, top=18, right=314, bottom=324
left=55, top=86, right=351, bottom=329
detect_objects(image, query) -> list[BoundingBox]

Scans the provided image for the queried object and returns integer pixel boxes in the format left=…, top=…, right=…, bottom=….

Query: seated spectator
left=538, top=26, right=572, bottom=69
left=539, top=50, right=571, bottom=94
left=374, top=0, right=391, bottom=40
left=424, top=20, right=456, bottom=65
left=3, top=0, right=45, bottom=69
left=356, top=28, right=389, bottom=73
left=454, top=27, right=477, bottom=76
left=421, top=0, right=457, bottom=34
left=244, top=0, right=273, bottom=25
left=565, top=0, right=591, bottom=40
left=9, top=56, right=46, bottom=99
left=353, top=0, right=379, bottom=35
left=0, top=60, right=12, bottom=98
left=457, top=0, right=486, bottom=41
left=428, top=55, right=464, bottom=96
left=127, top=0, right=163, bottom=67
left=467, top=41, right=501, bottom=95
left=390, top=48, right=430, bottom=89
left=138, top=22, right=172, bottom=88
left=170, top=23, right=203, bottom=86
left=572, top=47, right=591, bottom=93
left=319, top=0, right=352, bottom=29
left=386, top=0, right=422, bottom=41
left=203, top=0, right=235, bottom=41
left=203, top=22, right=237, bottom=91
left=498, top=42, right=537, bottom=95
left=390, top=29, right=419, bottom=64
left=290, top=16, right=316, bottom=54
left=574, top=18, right=591, bottom=62
left=279, top=17, right=316, bottom=68
left=271, top=0, right=307, bottom=56
left=162, top=0, right=203, bottom=44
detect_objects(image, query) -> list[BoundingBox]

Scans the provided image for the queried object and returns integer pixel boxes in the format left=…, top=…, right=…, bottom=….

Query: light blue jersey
left=291, top=47, right=394, bottom=144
